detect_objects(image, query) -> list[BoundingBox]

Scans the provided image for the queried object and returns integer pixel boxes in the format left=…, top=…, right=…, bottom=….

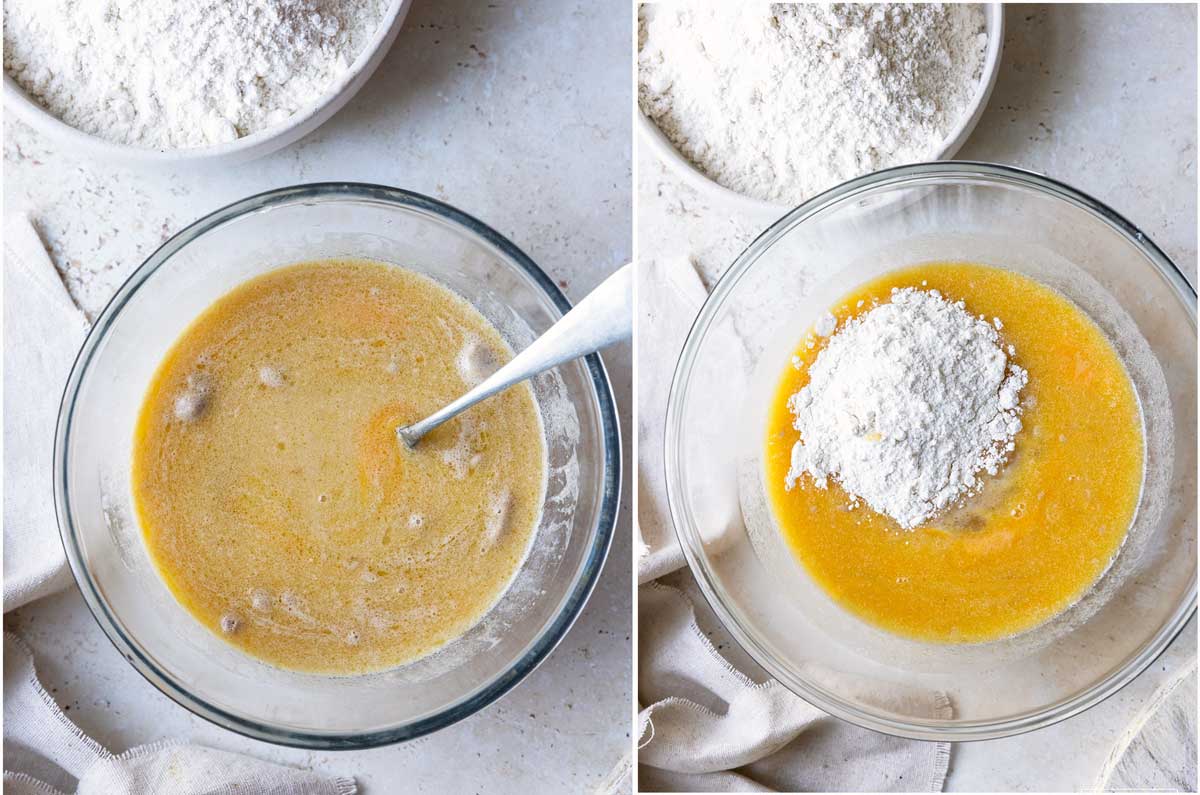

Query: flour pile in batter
left=786, top=287, right=1027, bottom=529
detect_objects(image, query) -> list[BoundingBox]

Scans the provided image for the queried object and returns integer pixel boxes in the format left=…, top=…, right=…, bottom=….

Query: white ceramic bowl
left=638, top=3, right=1005, bottom=217
left=3, top=0, right=412, bottom=168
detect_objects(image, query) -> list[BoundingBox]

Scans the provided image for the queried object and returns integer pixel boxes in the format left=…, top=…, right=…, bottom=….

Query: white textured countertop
left=636, top=4, right=1196, bottom=792
left=3, top=1, right=631, bottom=792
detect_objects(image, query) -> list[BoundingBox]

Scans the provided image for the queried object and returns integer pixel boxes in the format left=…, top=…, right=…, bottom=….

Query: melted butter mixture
left=764, top=263, right=1144, bottom=643
left=133, top=260, right=546, bottom=674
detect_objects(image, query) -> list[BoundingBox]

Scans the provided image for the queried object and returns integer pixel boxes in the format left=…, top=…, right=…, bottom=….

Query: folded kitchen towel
left=636, top=254, right=709, bottom=583
left=3, top=213, right=87, bottom=611
left=637, top=579, right=952, bottom=792
left=3, top=633, right=357, bottom=795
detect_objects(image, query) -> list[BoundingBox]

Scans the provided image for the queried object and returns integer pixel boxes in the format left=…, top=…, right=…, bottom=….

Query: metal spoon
left=397, top=263, right=632, bottom=448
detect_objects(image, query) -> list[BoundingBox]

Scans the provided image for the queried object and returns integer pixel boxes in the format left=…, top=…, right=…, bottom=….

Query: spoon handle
left=399, top=263, right=632, bottom=447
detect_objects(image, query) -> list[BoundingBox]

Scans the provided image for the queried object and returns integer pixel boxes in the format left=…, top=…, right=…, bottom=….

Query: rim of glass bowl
left=53, top=183, right=622, bottom=749
left=665, top=161, right=1197, bottom=742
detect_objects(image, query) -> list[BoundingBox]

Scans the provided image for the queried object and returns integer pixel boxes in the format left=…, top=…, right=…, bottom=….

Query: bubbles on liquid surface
left=480, top=489, right=513, bottom=552
left=250, top=589, right=272, bottom=612
left=455, top=338, right=498, bottom=387
left=258, top=365, right=285, bottom=388
left=173, top=373, right=213, bottom=421
left=220, top=612, right=240, bottom=634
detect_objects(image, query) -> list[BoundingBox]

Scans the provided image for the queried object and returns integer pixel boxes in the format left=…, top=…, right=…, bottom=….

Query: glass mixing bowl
left=665, top=162, right=1196, bottom=740
left=54, top=183, right=620, bottom=748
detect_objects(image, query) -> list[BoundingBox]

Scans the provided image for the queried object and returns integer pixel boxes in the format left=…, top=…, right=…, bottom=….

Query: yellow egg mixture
left=764, top=263, right=1144, bottom=643
left=132, top=260, right=546, bottom=674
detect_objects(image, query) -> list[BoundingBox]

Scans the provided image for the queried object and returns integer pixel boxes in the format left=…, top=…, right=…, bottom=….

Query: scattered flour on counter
left=638, top=3, right=987, bottom=203
left=3, top=0, right=387, bottom=149
left=786, top=288, right=1027, bottom=529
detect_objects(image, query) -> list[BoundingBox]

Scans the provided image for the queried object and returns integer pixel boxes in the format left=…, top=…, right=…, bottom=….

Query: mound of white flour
left=3, top=0, right=386, bottom=150
left=786, top=288, right=1027, bottom=529
left=638, top=3, right=987, bottom=203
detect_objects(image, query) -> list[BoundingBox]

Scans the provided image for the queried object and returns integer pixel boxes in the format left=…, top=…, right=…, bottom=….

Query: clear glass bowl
left=665, top=163, right=1196, bottom=740
left=54, top=184, right=620, bottom=748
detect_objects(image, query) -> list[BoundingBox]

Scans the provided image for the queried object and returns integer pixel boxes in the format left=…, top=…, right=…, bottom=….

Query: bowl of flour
left=3, top=0, right=412, bottom=166
left=637, top=3, right=1004, bottom=216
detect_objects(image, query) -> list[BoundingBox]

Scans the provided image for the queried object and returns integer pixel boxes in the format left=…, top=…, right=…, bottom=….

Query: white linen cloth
left=635, top=255, right=709, bottom=583
left=3, top=214, right=85, bottom=610
left=3, top=214, right=357, bottom=795
left=4, top=634, right=356, bottom=795
left=635, top=255, right=951, bottom=792
left=638, top=579, right=951, bottom=792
